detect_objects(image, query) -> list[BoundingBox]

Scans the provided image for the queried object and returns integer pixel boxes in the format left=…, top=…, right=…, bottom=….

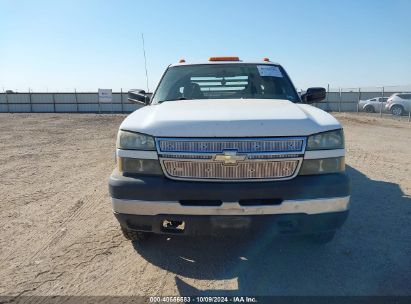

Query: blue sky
left=1, top=0, right=410, bottom=92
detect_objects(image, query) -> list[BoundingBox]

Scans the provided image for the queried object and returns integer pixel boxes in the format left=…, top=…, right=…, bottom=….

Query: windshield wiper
left=158, top=97, right=193, bottom=103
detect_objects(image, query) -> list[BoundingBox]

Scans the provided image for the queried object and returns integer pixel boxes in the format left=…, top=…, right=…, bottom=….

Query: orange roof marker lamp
left=208, top=56, right=240, bottom=62
left=263, top=57, right=270, bottom=62
left=179, top=59, right=186, bottom=63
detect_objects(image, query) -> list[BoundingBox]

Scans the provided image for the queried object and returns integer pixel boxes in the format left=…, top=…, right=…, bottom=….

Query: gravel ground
left=0, top=113, right=410, bottom=297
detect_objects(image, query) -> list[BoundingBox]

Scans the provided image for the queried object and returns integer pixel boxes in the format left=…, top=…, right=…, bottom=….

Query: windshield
left=151, top=64, right=300, bottom=103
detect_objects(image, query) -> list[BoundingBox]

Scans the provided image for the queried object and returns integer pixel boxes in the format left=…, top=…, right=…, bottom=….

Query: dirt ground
left=0, top=113, right=410, bottom=297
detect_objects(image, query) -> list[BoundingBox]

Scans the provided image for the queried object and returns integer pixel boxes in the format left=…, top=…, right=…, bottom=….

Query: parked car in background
left=358, top=97, right=388, bottom=113
left=385, top=93, right=411, bottom=116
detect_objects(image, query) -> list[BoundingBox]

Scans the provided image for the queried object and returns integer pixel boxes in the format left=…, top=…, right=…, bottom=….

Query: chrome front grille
left=156, top=137, right=306, bottom=182
left=163, top=160, right=299, bottom=180
left=158, top=138, right=304, bottom=153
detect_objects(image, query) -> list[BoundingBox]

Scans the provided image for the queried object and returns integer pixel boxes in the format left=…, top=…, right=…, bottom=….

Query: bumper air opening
left=179, top=200, right=222, bottom=206
left=161, top=220, right=185, bottom=234
left=239, top=199, right=283, bottom=206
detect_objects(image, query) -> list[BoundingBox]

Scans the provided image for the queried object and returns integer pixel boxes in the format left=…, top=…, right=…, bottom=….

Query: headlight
left=117, top=130, right=155, bottom=150
left=299, top=157, right=345, bottom=175
left=118, top=157, right=163, bottom=175
left=306, top=129, right=344, bottom=150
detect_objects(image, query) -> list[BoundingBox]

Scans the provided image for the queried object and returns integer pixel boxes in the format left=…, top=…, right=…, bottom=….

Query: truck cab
left=109, top=57, right=350, bottom=244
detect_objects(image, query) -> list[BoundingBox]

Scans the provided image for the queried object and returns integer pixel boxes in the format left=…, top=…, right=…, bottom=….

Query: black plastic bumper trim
left=114, top=211, right=349, bottom=236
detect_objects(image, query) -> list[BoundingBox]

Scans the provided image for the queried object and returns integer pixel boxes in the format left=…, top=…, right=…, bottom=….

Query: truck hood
left=120, top=99, right=341, bottom=137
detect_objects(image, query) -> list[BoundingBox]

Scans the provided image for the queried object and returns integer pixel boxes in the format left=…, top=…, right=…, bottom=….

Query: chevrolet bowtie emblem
left=214, top=150, right=247, bottom=165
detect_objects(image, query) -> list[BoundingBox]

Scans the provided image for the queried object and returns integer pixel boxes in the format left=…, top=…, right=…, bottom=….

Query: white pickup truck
left=109, top=57, right=350, bottom=244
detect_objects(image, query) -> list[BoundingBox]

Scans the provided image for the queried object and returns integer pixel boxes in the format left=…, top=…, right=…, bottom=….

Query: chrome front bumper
left=112, top=196, right=350, bottom=216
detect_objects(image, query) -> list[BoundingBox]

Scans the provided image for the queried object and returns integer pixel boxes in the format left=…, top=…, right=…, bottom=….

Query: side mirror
left=301, top=87, right=326, bottom=103
left=128, top=89, right=151, bottom=105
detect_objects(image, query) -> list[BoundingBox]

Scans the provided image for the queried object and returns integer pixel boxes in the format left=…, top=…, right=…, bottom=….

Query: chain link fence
left=307, top=85, right=411, bottom=122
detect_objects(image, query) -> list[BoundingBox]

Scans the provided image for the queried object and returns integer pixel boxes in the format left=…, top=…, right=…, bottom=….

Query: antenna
left=141, top=33, right=149, bottom=92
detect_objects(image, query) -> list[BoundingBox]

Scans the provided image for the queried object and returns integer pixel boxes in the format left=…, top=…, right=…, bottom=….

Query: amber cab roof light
left=179, top=59, right=186, bottom=63
left=209, top=56, right=240, bottom=62
left=263, top=58, right=270, bottom=62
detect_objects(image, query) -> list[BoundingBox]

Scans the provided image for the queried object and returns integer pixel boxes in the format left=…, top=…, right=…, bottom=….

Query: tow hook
left=162, top=220, right=185, bottom=233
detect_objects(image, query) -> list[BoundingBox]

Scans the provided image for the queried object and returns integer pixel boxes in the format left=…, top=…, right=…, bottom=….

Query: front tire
left=391, top=105, right=404, bottom=116
left=307, top=231, right=336, bottom=244
left=121, top=227, right=151, bottom=242
left=364, top=105, right=375, bottom=113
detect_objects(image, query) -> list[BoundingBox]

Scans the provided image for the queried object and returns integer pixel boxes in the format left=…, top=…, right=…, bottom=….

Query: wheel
left=364, top=105, right=375, bottom=113
left=391, top=105, right=404, bottom=116
left=121, top=227, right=151, bottom=242
left=306, top=231, right=336, bottom=244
